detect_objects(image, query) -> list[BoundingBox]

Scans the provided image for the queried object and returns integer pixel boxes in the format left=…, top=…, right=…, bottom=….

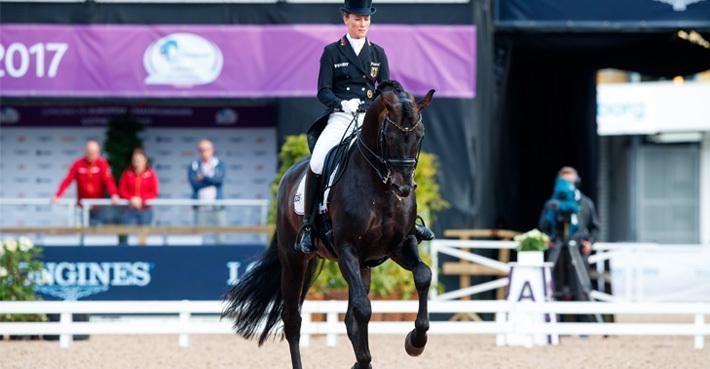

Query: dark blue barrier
left=36, top=245, right=265, bottom=301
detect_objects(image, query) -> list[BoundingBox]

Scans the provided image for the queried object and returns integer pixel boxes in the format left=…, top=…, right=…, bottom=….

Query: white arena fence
left=430, top=239, right=710, bottom=303
left=0, top=300, right=708, bottom=349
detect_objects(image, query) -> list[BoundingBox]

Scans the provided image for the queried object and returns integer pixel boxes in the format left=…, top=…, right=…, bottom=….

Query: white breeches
left=310, top=112, right=365, bottom=174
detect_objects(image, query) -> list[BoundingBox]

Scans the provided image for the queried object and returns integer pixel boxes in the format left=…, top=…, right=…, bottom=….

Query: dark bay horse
left=223, top=81, right=435, bottom=369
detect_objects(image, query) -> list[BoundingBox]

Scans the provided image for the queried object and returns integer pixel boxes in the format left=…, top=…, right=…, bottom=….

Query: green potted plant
left=0, top=237, right=46, bottom=338
left=514, top=229, right=550, bottom=266
left=271, top=135, right=448, bottom=303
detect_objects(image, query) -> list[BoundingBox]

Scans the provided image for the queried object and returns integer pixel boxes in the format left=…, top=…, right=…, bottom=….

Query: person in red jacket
left=118, top=148, right=159, bottom=225
left=52, top=140, right=119, bottom=225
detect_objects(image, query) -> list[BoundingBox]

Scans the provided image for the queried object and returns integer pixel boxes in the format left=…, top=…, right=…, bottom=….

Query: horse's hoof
left=405, top=330, right=427, bottom=357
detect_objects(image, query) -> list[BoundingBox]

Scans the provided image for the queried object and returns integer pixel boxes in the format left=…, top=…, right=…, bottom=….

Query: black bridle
left=357, top=112, right=424, bottom=185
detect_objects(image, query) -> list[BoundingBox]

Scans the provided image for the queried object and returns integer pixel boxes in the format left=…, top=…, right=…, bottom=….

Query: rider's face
left=344, top=13, right=370, bottom=39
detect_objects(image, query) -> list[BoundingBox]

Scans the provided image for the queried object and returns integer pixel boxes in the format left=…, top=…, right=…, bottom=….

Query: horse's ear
left=417, top=89, right=436, bottom=111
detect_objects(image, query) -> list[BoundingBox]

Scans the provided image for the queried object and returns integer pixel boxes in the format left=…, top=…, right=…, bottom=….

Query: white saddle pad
left=294, top=166, right=340, bottom=215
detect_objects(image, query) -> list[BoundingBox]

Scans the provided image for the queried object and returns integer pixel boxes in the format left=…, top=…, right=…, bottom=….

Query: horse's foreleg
left=338, top=244, right=373, bottom=369
left=281, top=253, right=309, bottom=369
left=392, top=235, right=432, bottom=356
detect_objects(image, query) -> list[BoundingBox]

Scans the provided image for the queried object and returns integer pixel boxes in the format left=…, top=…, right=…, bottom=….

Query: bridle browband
left=357, top=110, right=424, bottom=185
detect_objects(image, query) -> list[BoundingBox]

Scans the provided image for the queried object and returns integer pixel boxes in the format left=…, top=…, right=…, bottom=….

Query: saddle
left=293, top=134, right=357, bottom=215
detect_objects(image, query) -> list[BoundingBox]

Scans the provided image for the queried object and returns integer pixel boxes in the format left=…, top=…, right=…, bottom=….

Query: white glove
left=340, top=98, right=361, bottom=114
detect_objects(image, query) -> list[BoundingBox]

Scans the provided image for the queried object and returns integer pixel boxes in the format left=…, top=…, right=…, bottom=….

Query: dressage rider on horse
left=297, top=0, right=434, bottom=254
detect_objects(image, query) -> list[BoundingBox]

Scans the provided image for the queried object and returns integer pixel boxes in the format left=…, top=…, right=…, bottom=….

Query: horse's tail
left=222, top=233, right=283, bottom=345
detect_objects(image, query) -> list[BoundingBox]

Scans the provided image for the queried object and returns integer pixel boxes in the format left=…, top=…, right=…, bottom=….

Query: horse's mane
left=376, top=80, right=416, bottom=122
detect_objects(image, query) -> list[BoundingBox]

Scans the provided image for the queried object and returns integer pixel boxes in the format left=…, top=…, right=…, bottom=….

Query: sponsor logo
left=144, top=33, right=223, bottom=86
left=255, top=137, right=266, bottom=144
left=14, top=149, right=29, bottom=156
left=229, top=164, right=244, bottom=171
left=215, top=108, right=238, bottom=125
left=0, top=107, right=20, bottom=124
left=62, top=149, right=80, bottom=156
left=35, top=261, right=153, bottom=300
left=228, top=137, right=244, bottom=143
left=14, top=177, right=30, bottom=184
left=181, top=137, right=197, bottom=143
left=16, top=163, right=26, bottom=170
left=36, top=149, right=53, bottom=156
left=252, top=150, right=269, bottom=157
left=181, top=150, right=194, bottom=157
left=62, top=136, right=78, bottom=143
left=252, top=178, right=269, bottom=185
left=155, top=136, right=174, bottom=143
left=36, top=178, right=53, bottom=184
left=155, top=163, right=173, bottom=171
left=37, top=136, right=53, bottom=143
left=226, top=261, right=258, bottom=285
left=16, top=136, right=27, bottom=143
left=37, top=163, right=53, bottom=170
left=226, top=150, right=245, bottom=157
left=654, top=0, right=706, bottom=11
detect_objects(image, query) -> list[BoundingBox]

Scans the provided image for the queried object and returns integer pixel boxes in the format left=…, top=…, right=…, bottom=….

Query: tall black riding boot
left=296, top=170, right=322, bottom=253
left=414, top=215, right=435, bottom=242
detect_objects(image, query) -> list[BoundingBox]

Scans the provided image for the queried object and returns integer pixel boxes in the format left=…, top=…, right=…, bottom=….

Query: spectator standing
left=118, top=148, right=159, bottom=226
left=188, top=139, right=226, bottom=243
left=52, top=140, right=119, bottom=225
left=538, top=166, right=601, bottom=324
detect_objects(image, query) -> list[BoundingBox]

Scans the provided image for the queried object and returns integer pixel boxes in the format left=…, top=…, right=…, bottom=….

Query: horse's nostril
left=392, top=184, right=412, bottom=197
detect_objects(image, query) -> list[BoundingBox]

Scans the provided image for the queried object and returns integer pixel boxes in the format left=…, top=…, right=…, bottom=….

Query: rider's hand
left=340, top=98, right=361, bottom=114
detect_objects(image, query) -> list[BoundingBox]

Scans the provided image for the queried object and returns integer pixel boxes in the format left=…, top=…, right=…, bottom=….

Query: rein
left=357, top=112, right=423, bottom=184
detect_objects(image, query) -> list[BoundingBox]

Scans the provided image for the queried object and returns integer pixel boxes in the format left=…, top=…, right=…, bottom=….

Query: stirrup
left=414, top=216, right=435, bottom=241
left=295, top=225, right=317, bottom=254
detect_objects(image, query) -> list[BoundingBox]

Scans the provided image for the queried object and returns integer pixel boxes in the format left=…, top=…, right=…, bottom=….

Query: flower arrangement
left=0, top=237, right=46, bottom=322
left=514, top=229, right=550, bottom=252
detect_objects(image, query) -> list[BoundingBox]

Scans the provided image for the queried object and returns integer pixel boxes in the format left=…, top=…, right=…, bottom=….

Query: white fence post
left=301, top=311, right=311, bottom=347
left=694, top=314, right=705, bottom=349
left=326, top=311, right=338, bottom=347
left=179, top=310, right=190, bottom=348
left=430, top=241, right=439, bottom=299
left=59, top=311, right=72, bottom=348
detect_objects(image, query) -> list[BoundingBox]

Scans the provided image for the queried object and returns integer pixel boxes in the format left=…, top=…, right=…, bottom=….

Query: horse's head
left=360, top=80, right=435, bottom=198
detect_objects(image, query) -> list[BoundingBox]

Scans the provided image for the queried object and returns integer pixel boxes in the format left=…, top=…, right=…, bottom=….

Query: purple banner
left=0, top=24, right=475, bottom=98
left=0, top=105, right=276, bottom=128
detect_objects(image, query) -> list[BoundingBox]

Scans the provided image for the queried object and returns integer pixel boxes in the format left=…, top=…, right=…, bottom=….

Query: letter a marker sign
left=499, top=253, right=559, bottom=347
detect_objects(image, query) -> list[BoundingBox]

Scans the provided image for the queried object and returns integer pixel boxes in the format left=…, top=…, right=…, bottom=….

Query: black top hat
left=340, top=0, right=376, bottom=16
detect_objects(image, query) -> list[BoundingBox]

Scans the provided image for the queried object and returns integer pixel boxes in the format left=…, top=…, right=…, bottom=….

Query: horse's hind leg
left=392, top=235, right=432, bottom=356
left=280, top=250, right=309, bottom=369
left=338, top=243, right=373, bottom=369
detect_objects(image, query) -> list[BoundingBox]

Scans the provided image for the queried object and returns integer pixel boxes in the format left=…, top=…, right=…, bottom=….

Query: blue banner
left=35, top=246, right=265, bottom=301
left=496, top=0, right=710, bottom=28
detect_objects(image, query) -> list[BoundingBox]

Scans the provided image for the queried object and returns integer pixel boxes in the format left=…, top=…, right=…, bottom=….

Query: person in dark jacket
left=297, top=0, right=433, bottom=254
left=188, top=139, right=226, bottom=243
left=539, top=166, right=601, bottom=304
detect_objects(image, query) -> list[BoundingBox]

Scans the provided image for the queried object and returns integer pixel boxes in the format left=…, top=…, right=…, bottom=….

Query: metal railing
left=0, top=300, right=707, bottom=349
left=0, top=197, right=271, bottom=245
left=78, top=198, right=269, bottom=228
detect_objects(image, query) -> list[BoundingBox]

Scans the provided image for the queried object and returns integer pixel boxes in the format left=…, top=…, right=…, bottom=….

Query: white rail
left=79, top=198, right=269, bottom=228
left=0, top=197, right=269, bottom=230
left=0, top=300, right=707, bottom=349
left=430, top=239, right=710, bottom=302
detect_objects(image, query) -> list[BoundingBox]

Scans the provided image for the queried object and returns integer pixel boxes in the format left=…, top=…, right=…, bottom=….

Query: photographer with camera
left=538, top=167, right=601, bottom=311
